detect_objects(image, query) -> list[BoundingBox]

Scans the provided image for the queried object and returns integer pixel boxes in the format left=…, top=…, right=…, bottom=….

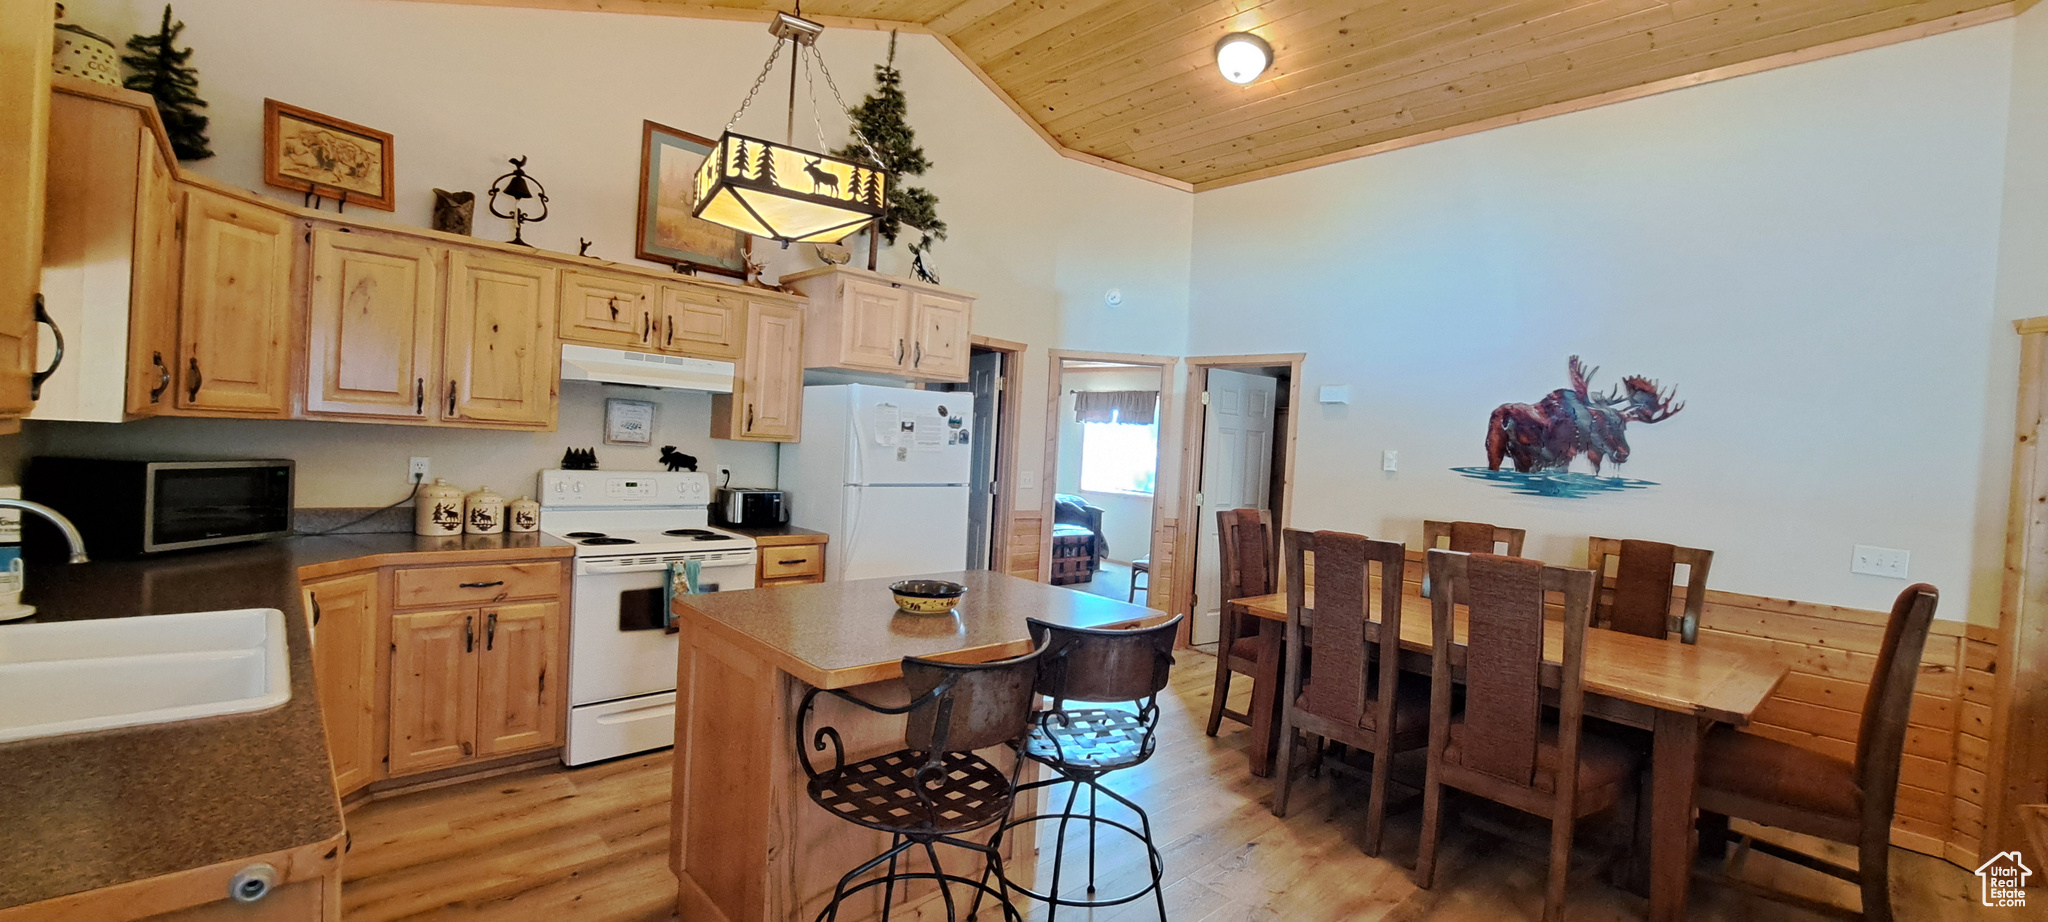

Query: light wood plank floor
left=343, top=651, right=1997, bottom=921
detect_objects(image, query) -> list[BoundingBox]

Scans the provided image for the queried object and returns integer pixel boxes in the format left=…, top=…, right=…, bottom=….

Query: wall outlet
left=717, top=466, right=732, bottom=487
left=1382, top=450, right=1398, bottom=472
left=1852, top=545, right=1910, bottom=579
left=409, top=457, right=431, bottom=481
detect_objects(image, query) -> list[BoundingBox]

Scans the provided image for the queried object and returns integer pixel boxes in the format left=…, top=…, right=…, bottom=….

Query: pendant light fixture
left=693, top=8, right=887, bottom=247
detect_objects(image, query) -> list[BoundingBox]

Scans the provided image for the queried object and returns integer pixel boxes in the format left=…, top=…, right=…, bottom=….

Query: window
left=1080, top=416, right=1158, bottom=495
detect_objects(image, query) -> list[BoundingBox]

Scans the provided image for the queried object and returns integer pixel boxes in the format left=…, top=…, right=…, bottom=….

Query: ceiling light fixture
left=693, top=7, right=887, bottom=247
left=1215, top=32, right=1271, bottom=85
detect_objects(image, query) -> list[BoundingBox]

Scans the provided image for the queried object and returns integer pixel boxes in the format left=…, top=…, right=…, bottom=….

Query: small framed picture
left=637, top=120, right=749, bottom=278
left=605, top=398, right=656, bottom=445
left=261, top=99, right=395, bottom=211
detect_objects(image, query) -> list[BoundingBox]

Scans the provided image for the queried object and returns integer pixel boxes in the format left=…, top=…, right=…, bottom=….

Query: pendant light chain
left=811, top=43, right=886, bottom=167
left=722, top=39, right=788, bottom=134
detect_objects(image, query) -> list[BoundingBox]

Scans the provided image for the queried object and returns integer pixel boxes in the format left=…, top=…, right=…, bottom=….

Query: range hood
left=560, top=344, right=735, bottom=393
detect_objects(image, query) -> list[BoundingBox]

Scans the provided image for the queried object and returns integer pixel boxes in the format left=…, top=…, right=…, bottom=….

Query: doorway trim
left=1988, top=317, right=2048, bottom=859
left=1169, top=353, right=1306, bottom=641
left=969, top=335, right=1027, bottom=577
left=1040, top=349, right=1180, bottom=586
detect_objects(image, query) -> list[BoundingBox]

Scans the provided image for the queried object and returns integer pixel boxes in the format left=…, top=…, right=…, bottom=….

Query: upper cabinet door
left=838, top=278, right=912, bottom=372
left=911, top=291, right=971, bottom=382
left=444, top=249, right=556, bottom=427
left=475, top=600, right=562, bottom=757
left=559, top=269, right=654, bottom=349
left=740, top=301, right=803, bottom=441
left=176, top=189, right=295, bottom=415
left=658, top=285, right=741, bottom=359
left=306, top=229, right=439, bottom=419
left=0, top=0, right=51, bottom=431
left=125, top=132, right=180, bottom=416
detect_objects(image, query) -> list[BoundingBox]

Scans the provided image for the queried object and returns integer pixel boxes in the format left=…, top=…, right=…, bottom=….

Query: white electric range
left=538, top=469, right=757, bottom=766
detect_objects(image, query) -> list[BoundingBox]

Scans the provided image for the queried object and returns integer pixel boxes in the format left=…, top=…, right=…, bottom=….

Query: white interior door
left=1192, top=369, right=1278, bottom=645
left=965, top=352, right=1001, bottom=569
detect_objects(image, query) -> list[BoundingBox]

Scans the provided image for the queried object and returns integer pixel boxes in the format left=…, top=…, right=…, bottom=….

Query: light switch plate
left=1382, top=450, right=1398, bottom=472
left=1320, top=385, right=1351, bottom=404
left=1019, top=470, right=1036, bottom=490
left=1851, top=545, right=1910, bottom=579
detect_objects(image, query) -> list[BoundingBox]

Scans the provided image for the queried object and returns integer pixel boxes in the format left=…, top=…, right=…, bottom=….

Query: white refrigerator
left=779, top=384, right=973, bottom=582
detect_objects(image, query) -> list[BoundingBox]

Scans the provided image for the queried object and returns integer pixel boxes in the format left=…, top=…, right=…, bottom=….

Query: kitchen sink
left=0, top=608, right=291, bottom=743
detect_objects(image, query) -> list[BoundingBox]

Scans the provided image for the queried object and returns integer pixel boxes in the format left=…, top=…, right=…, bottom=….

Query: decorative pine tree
left=754, top=144, right=776, bottom=188
left=833, top=31, right=945, bottom=272
left=732, top=138, right=750, bottom=177
left=122, top=5, right=212, bottom=161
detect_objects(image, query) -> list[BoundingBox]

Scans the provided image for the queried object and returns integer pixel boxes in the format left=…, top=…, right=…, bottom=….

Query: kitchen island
left=669, top=570, right=1158, bottom=922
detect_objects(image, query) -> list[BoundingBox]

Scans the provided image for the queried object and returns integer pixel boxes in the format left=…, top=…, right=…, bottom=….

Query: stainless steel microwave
left=24, top=458, right=295, bottom=556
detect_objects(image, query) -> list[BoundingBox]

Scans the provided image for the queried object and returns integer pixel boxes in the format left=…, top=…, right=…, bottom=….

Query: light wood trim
left=1039, top=350, right=1179, bottom=586
left=1170, top=354, right=1306, bottom=638
left=1989, top=317, right=2048, bottom=861
left=293, top=541, right=573, bottom=582
left=0, top=833, right=345, bottom=922
left=1191, top=4, right=2025, bottom=192
left=49, top=76, right=176, bottom=176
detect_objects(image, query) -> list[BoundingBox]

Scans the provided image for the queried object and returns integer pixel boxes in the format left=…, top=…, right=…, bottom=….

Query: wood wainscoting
left=1005, top=511, right=1043, bottom=581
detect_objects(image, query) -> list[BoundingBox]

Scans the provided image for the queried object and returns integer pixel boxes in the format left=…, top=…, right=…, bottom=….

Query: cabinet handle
left=914, top=341, right=922, bottom=368
left=641, top=311, right=650, bottom=343
left=746, top=403, right=754, bottom=431
left=447, top=379, right=457, bottom=416
left=780, top=558, right=808, bottom=565
left=464, top=615, right=474, bottom=653
left=896, top=338, right=904, bottom=364
left=149, top=351, right=170, bottom=403
left=29, top=295, right=62, bottom=401
left=414, top=378, right=424, bottom=415
left=486, top=612, right=497, bottom=651
left=459, top=580, right=505, bottom=589
left=309, top=591, right=321, bottom=627
left=187, top=357, right=203, bottom=401
left=607, top=296, right=619, bottom=321
left=665, top=315, right=674, bottom=346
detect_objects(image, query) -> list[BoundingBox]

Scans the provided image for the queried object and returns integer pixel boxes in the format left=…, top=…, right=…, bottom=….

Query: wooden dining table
left=1229, top=589, right=1788, bottom=922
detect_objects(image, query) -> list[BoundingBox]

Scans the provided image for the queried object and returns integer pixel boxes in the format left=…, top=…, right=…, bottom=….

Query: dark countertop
left=0, top=532, right=572, bottom=910
left=716, top=523, right=829, bottom=547
left=672, top=570, right=1159, bottom=690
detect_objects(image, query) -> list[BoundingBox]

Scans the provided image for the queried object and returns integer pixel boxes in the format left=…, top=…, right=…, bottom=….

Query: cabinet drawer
left=393, top=562, right=562, bottom=608
left=759, top=544, right=823, bottom=580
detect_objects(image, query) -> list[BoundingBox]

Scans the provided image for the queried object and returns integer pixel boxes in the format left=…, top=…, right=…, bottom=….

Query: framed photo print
left=261, top=99, right=395, bottom=211
left=605, top=397, right=656, bottom=445
left=637, top=120, right=748, bottom=278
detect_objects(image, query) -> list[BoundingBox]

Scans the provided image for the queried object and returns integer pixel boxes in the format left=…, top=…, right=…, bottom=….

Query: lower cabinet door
left=475, top=600, right=561, bottom=757
left=304, top=572, right=380, bottom=796
left=389, top=608, right=480, bottom=775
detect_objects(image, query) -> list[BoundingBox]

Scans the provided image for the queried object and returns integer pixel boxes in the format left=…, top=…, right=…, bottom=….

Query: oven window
left=151, top=466, right=292, bottom=547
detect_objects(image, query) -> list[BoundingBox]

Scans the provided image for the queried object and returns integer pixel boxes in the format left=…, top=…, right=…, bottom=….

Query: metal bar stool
left=797, top=645, right=1045, bottom=922
left=989, top=614, right=1181, bottom=922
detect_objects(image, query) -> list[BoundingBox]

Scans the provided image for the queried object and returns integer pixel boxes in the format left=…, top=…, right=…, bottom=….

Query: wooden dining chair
left=1586, top=536, right=1713, bottom=644
left=1206, top=507, right=1276, bottom=737
left=1694, top=583, right=1939, bottom=922
left=1271, top=529, right=1431, bottom=857
left=1423, top=520, right=1528, bottom=556
left=1413, top=550, right=1639, bottom=922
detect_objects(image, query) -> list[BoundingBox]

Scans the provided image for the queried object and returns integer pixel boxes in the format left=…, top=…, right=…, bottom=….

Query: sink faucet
left=0, top=500, right=89, bottom=563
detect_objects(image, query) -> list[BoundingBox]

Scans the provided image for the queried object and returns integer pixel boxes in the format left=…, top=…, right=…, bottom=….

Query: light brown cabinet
left=388, top=607, right=480, bottom=775
left=785, top=265, right=975, bottom=383
left=304, top=229, right=438, bottom=419
left=475, top=601, right=560, bottom=756
left=714, top=300, right=804, bottom=441
left=559, top=268, right=654, bottom=348
left=443, top=249, right=556, bottom=427
left=757, top=540, right=827, bottom=586
left=658, top=285, right=742, bottom=359
left=126, top=128, right=180, bottom=416
left=0, top=0, right=52, bottom=433
left=303, top=571, right=380, bottom=796
left=176, top=188, right=294, bottom=415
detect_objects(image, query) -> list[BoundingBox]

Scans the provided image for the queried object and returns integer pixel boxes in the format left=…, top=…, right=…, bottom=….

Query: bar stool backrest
left=1027, top=614, right=1182, bottom=707
left=901, top=648, right=1045, bottom=755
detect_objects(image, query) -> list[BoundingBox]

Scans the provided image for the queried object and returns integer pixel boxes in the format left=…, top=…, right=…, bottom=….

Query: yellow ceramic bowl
left=891, top=579, right=967, bottom=615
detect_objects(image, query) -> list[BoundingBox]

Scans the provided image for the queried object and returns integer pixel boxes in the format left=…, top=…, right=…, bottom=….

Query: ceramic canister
left=507, top=496, right=540, bottom=533
left=414, top=478, right=465, bottom=537
left=464, top=485, right=506, bottom=535
left=53, top=13, right=121, bottom=88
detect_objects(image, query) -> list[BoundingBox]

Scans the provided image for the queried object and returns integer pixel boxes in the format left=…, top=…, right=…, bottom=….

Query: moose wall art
left=1453, top=356, right=1686, bottom=498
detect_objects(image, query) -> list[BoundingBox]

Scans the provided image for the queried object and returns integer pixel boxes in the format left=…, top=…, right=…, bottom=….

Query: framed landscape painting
left=637, top=120, right=748, bottom=278
left=262, top=99, right=395, bottom=211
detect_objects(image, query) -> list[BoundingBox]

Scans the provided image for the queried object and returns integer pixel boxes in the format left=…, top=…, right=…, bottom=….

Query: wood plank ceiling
left=509, top=0, right=2024, bottom=189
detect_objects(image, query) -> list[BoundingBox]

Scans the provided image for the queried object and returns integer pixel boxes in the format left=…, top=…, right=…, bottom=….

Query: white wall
left=39, top=0, right=1194, bottom=512
left=1189, top=23, right=2018, bottom=621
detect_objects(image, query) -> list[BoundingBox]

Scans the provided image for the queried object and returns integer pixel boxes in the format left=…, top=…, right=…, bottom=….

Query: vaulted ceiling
left=447, top=0, right=2025, bottom=189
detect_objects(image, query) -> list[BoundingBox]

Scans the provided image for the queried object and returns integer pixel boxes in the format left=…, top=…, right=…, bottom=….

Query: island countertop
left=671, top=570, right=1158, bottom=689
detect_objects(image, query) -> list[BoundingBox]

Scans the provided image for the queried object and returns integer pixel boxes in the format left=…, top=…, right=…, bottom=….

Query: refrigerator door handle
left=844, top=486, right=863, bottom=565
